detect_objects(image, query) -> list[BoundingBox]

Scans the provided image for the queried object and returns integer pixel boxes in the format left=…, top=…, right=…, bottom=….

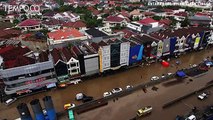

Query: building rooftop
left=105, top=16, right=125, bottom=22
left=62, top=20, right=86, bottom=29
left=18, top=19, right=41, bottom=27
left=138, top=18, right=158, bottom=25
left=48, top=28, right=84, bottom=40
left=85, top=28, right=108, bottom=38
left=39, top=50, right=49, bottom=62
left=51, top=48, right=62, bottom=64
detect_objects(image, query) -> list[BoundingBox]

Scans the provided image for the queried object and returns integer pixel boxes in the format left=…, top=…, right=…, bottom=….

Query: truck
left=137, top=106, right=152, bottom=117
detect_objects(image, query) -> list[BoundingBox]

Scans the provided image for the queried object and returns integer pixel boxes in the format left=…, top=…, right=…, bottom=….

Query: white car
left=112, top=88, right=123, bottom=94
left=5, top=98, right=17, bottom=105
left=192, top=64, right=197, bottom=67
left=167, top=73, right=172, bottom=75
left=151, top=76, right=160, bottom=81
left=75, top=93, right=84, bottom=101
left=126, top=85, right=133, bottom=89
left=103, top=92, right=112, bottom=97
left=161, top=74, right=165, bottom=78
left=185, top=115, right=196, bottom=120
left=197, top=93, right=207, bottom=100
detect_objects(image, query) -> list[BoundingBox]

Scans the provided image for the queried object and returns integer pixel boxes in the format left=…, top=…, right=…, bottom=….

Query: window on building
left=70, top=63, right=76, bottom=67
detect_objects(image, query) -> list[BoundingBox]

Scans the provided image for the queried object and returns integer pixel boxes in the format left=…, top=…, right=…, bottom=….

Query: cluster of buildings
left=0, top=25, right=213, bottom=95
left=0, top=0, right=213, bottom=97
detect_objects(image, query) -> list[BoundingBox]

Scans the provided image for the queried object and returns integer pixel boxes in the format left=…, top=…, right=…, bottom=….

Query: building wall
left=157, top=40, right=164, bottom=58
left=99, top=45, right=111, bottom=72
left=170, top=37, right=177, bottom=55
left=120, top=42, right=130, bottom=66
left=129, top=45, right=143, bottom=64
left=1, top=60, right=57, bottom=95
left=84, top=54, right=99, bottom=76
left=162, top=38, right=170, bottom=56
left=111, top=43, right=121, bottom=68
left=67, top=58, right=81, bottom=76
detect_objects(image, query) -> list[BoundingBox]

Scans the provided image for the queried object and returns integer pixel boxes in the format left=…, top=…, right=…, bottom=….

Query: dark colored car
left=82, top=96, right=93, bottom=103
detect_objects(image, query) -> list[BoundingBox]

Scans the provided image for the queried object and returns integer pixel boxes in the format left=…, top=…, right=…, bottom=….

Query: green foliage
left=0, top=10, right=6, bottom=16
left=38, top=29, right=50, bottom=36
left=102, top=13, right=109, bottom=18
left=115, top=6, right=121, bottom=12
left=132, top=16, right=140, bottom=21
left=181, top=17, right=189, bottom=27
left=20, top=14, right=27, bottom=21
left=13, top=19, right=20, bottom=25
left=112, top=24, right=124, bottom=30
left=167, top=16, right=178, bottom=26
left=56, top=0, right=64, bottom=6
left=152, top=16, right=163, bottom=20
left=54, top=5, right=74, bottom=12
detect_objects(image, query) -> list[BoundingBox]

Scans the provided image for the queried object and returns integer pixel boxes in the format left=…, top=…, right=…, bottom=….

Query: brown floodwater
left=0, top=48, right=212, bottom=120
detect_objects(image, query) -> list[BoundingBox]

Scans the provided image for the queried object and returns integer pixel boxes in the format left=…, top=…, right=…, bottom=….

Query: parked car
left=137, top=106, right=152, bottom=117
left=161, top=74, right=165, bottom=78
left=58, top=83, right=67, bottom=88
left=192, top=64, right=197, bottom=67
left=68, top=79, right=82, bottom=85
left=82, top=96, right=93, bottom=103
left=167, top=73, right=173, bottom=76
left=151, top=76, right=159, bottom=81
left=5, top=98, right=17, bottom=105
left=75, top=93, right=85, bottom=101
left=185, top=115, right=196, bottom=120
left=103, top=92, right=112, bottom=97
left=112, top=88, right=123, bottom=94
left=64, top=103, right=75, bottom=110
left=126, top=85, right=133, bottom=89
left=197, top=93, right=208, bottom=100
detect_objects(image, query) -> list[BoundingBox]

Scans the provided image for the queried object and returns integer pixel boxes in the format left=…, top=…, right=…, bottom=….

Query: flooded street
left=0, top=49, right=213, bottom=120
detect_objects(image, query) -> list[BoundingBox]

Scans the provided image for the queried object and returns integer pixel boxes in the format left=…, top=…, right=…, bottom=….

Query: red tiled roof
left=142, top=12, right=155, bottom=16
left=4, top=56, right=35, bottom=69
left=90, top=42, right=99, bottom=52
left=0, top=46, right=15, bottom=55
left=150, top=27, right=211, bottom=40
left=71, top=46, right=82, bottom=58
left=162, top=9, right=174, bottom=13
left=0, top=46, right=31, bottom=62
left=42, top=19, right=63, bottom=26
left=105, top=16, right=124, bottom=22
left=138, top=18, right=158, bottom=25
left=39, top=50, right=49, bottom=62
left=174, top=12, right=188, bottom=17
left=62, top=21, right=86, bottom=29
left=195, top=12, right=211, bottom=17
left=159, top=19, right=172, bottom=26
left=51, top=48, right=62, bottom=64
left=120, top=11, right=130, bottom=18
left=61, top=47, right=73, bottom=61
left=18, top=19, right=40, bottom=27
left=98, top=41, right=107, bottom=46
left=48, top=28, right=84, bottom=40
left=0, top=29, right=21, bottom=39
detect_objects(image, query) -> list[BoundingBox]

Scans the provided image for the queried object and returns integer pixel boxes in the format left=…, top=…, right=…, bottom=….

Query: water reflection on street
left=0, top=49, right=212, bottom=120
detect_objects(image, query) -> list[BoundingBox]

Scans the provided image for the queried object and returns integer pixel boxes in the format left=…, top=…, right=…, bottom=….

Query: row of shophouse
left=0, top=26, right=213, bottom=95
